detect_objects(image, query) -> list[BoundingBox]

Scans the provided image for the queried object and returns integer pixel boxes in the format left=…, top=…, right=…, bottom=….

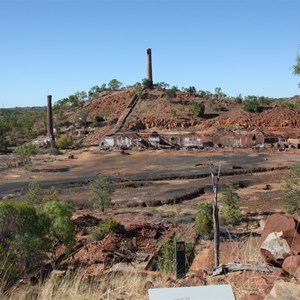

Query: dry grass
left=1, top=270, right=163, bottom=300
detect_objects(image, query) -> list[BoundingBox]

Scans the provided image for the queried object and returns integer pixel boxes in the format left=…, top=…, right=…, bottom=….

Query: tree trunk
left=210, top=163, right=221, bottom=269
left=213, top=190, right=220, bottom=268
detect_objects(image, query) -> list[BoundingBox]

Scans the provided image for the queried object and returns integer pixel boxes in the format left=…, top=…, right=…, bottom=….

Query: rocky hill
left=56, top=89, right=300, bottom=145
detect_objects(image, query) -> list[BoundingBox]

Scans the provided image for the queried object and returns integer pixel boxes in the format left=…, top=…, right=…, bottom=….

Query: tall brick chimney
left=146, top=48, right=153, bottom=87
left=47, top=95, right=55, bottom=146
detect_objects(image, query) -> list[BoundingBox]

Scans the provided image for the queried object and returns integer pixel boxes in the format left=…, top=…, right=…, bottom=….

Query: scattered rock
left=282, top=255, right=300, bottom=278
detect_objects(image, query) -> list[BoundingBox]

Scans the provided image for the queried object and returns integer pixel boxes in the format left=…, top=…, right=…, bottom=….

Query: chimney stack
left=146, top=48, right=153, bottom=87
left=47, top=95, right=55, bottom=146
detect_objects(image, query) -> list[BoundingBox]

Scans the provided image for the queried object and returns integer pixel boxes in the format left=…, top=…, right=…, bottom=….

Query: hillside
left=56, top=89, right=300, bottom=146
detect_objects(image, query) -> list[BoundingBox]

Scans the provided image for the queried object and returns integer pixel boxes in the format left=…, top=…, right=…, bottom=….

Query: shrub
left=133, top=82, right=144, bottom=97
left=170, top=109, right=177, bottom=116
left=157, top=236, right=193, bottom=275
left=24, top=181, right=60, bottom=207
left=43, top=201, right=76, bottom=250
left=56, top=134, right=73, bottom=149
left=195, top=203, right=213, bottom=239
left=165, top=89, right=177, bottom=99
left=258, top=96, right=272, bottom=107
left=142, top=78, right=153, bottom=89
left=92, top=217, right=124, bottom=241
left=14, top=143, right=37, bottom=167
left=89, top=177, right=115, bottom=212
left=74, top=140, right=84, bottom=149
left=242, top=96, right=259, bottom=112
left=275, top=100, right=298, bottom=109
left=282, top=163, right=300, bottom=214
left=75, top=110, right=88, bottom=128
left=24, top=181, right=45, bottom=206
left=157, top=237, right=176, bottom=274
left=0, top=201, right=50, bottom=270
left=221, top=183, right=242, bottom=225
left=155, top=82, right=169, bottom=90
left=213, top=105, right=227, bottom=112
left=234, top=94, right=243, bottom=104
left=191, top=101, right=205, bottom=117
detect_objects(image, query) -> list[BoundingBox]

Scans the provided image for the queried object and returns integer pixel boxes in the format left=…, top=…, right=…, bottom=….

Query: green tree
left=155, top=82, right=169, bottom=90
left=0, top=201, right=50, bottom=269
left=191, top=101, right=205, bottom=117
left=195, top=203, right=213, bottom=239
left=142, top=78, right=153, bottom=89
left=108, top=79, right=123, bottom=91
left=293, top=53, right=300, bottom=87
left=242, top=96, right=259, bottom=112
left=258, top=96, right=272, bottom=107
left=221, top=183, right=242, bottom=225
left=88, top=84, right=108, bottom=98
left=282, top=164, right=300, bottom=214
left=14, top=143, right=37, bottom=168
left=215, top=87, right=222, bottom=98
left=89, top=177, right=115, bottom=212
left=184, top=86, right=197, bottom=94
left=43, top=201, right=75, bottom=251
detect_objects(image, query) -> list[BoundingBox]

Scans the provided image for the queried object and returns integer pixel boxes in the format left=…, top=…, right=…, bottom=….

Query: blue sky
left=0, top=0, right=299, bottom=108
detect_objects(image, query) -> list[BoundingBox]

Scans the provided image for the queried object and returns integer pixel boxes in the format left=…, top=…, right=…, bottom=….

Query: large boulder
left=260, top=214, right=300, bottom=265
left=260, top=232, right=291, bottom=265
left=282, top=255, right=300, bottom=278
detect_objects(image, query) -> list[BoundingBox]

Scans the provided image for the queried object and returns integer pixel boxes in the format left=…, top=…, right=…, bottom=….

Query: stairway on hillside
left=113, top=93, right=140, bottom=133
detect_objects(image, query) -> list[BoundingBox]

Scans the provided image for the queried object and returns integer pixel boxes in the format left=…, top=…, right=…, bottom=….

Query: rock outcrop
left=260, top=214, right=300, bottom=265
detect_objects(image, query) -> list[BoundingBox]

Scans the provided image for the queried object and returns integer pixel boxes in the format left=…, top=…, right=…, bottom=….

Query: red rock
left=264, top=280, right=300, bottom=300
left=254, top=276, right=271, bottom=296
left=177, top=276, right=206, bottom=287
left=163, top=275, right=175, bottom=287
left=238, top=295, right=263, bottom=300
left=143, top=281, right=154, bottom=293
left=282, top=255, right=300, bottom=278
left=253, top=270, right=285, bottom=297
left=188, top=269, right=207, bottom=279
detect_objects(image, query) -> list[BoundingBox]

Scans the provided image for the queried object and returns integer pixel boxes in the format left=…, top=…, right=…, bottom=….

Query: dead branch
left=211, top=263, right=276, bottom=276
